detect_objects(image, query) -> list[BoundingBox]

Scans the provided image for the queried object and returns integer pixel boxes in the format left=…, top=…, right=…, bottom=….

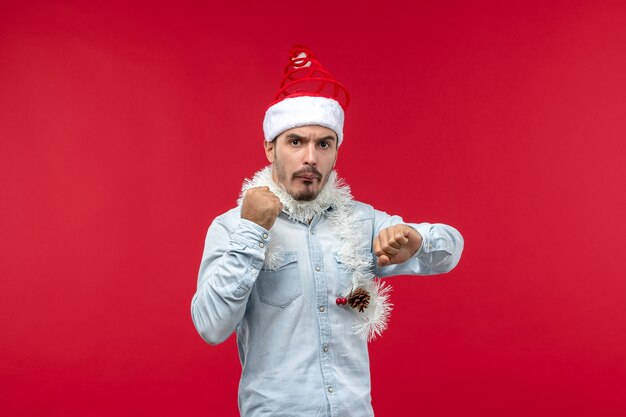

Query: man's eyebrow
left=285, top=133, right=304, bottom=140
left=284, top=134, right=336, bottom=142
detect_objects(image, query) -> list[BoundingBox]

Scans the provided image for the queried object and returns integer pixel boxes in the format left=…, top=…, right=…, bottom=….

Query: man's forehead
left=280, top=125, right=338, bottom=140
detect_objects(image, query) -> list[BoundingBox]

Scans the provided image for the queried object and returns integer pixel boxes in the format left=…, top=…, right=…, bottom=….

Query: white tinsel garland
left=238, top=166, right=392, bottom=341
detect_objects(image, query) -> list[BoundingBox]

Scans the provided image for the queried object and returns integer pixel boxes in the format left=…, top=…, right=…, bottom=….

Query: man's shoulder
left=348, top=200, right=376, bottom=220
left=347, top=200, right=400, bottom=225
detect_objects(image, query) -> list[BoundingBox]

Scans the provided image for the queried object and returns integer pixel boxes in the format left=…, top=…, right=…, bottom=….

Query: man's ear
left=264, top=140, right=275, bottom=163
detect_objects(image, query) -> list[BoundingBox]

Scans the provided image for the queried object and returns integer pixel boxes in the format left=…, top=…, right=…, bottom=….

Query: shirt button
left=319, top=306, right=325, bottom=313
left=315, top=266, right=320, bottom=272
left=262, top=233, right=268, bottom=239
left=323, top=346, right=329, bottom=352
left=328, top=387, right=334, bottom=393
left=259, top=242, right=265, bottom=248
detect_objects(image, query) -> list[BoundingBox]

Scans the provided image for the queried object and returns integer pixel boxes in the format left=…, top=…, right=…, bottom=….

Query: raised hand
left=374, top=224, right=423, bottom=267
left=241, top=186, right=283, bottom=230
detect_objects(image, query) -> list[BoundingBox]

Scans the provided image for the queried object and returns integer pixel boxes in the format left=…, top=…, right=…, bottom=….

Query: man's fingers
left=374, top=236, right=397, bottom=256
left=380, top=228, right=407, bottom=249
left=382, top=229, right=405, bottom=253
left=382, top=244, right=401, bottom=255
left=374, top=232, right=399, bottom=267
left=374, top=225, right=421, bottom=267
left=374, top=226, right=415, bottom=266
left=248, top=186, right=270, bottom=195
left=241, top=186, right=283, bottom=230
left=395, top=231, right=409, bottom=246
left=377, top=254, right=391, bottom=266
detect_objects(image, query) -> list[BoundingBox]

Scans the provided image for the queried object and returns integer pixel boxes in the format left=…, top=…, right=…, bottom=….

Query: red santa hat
left=263, top=45, right=350, bottom=146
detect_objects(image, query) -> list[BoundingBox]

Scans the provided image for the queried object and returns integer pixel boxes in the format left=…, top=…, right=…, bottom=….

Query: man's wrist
left=405, top=226, right=424, bottom=256
left=233, top=219, right=272, bottom=252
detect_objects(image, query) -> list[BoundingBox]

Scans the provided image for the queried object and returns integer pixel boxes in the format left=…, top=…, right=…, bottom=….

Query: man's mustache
left=293, top=166, right=322, bottom=180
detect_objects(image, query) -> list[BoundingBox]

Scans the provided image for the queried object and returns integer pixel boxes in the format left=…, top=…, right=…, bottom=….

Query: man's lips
left=296, top=174, right=320, bottom=181
left=293, top=167, right=322, bottom=182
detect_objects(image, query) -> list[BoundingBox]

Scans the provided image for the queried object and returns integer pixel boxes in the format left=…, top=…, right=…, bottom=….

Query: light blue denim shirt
left=191, top=201, right=463, bottom=417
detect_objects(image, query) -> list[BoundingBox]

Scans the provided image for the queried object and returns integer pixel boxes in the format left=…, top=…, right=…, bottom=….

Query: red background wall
left=2, top=1, right=625, bottom=416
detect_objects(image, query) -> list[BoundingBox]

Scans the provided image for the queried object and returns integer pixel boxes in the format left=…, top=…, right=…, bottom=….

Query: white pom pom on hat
left=263, top=45, right=350, bottom=146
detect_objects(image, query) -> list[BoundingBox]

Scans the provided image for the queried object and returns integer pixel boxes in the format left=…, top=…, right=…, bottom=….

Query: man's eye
left=290, top=139, right=301, bottom=145
left=319, top=141, right=329, bottom=148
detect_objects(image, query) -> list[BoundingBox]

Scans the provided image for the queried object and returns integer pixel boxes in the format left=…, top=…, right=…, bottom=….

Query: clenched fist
left=374, top=224, right=423, bottom=267
left=241, top=186, right=283, bottom=230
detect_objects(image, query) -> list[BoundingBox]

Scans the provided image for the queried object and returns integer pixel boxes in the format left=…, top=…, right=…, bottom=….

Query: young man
left=191, top=45, right=464, bottom=417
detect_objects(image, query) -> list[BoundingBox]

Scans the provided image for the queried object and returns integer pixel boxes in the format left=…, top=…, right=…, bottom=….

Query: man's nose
left=303, top=143, right=317, bottom=165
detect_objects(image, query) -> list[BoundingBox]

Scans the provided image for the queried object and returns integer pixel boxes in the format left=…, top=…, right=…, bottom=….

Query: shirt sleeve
left=371, top=209, right=464, bottom=278
left=191, top=217, right=270, bottom=345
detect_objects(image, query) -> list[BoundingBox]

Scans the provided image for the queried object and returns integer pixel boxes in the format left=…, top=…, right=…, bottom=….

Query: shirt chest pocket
left=334, top=252, right=354, bottom=291
left=256, top=251, right=302, bottom=308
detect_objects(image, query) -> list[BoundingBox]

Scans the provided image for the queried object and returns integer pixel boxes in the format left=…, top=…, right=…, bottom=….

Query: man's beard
left=292, top=166, right=325, bottom=201
left=274, top=162, right=328, bottom=202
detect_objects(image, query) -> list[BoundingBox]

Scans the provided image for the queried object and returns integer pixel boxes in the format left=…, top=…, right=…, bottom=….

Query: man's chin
left=284, top=177, right=330, bottom=201
left=288, top=185, right=321, bottom=202
left=292, top=190, right=319, bottom=202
